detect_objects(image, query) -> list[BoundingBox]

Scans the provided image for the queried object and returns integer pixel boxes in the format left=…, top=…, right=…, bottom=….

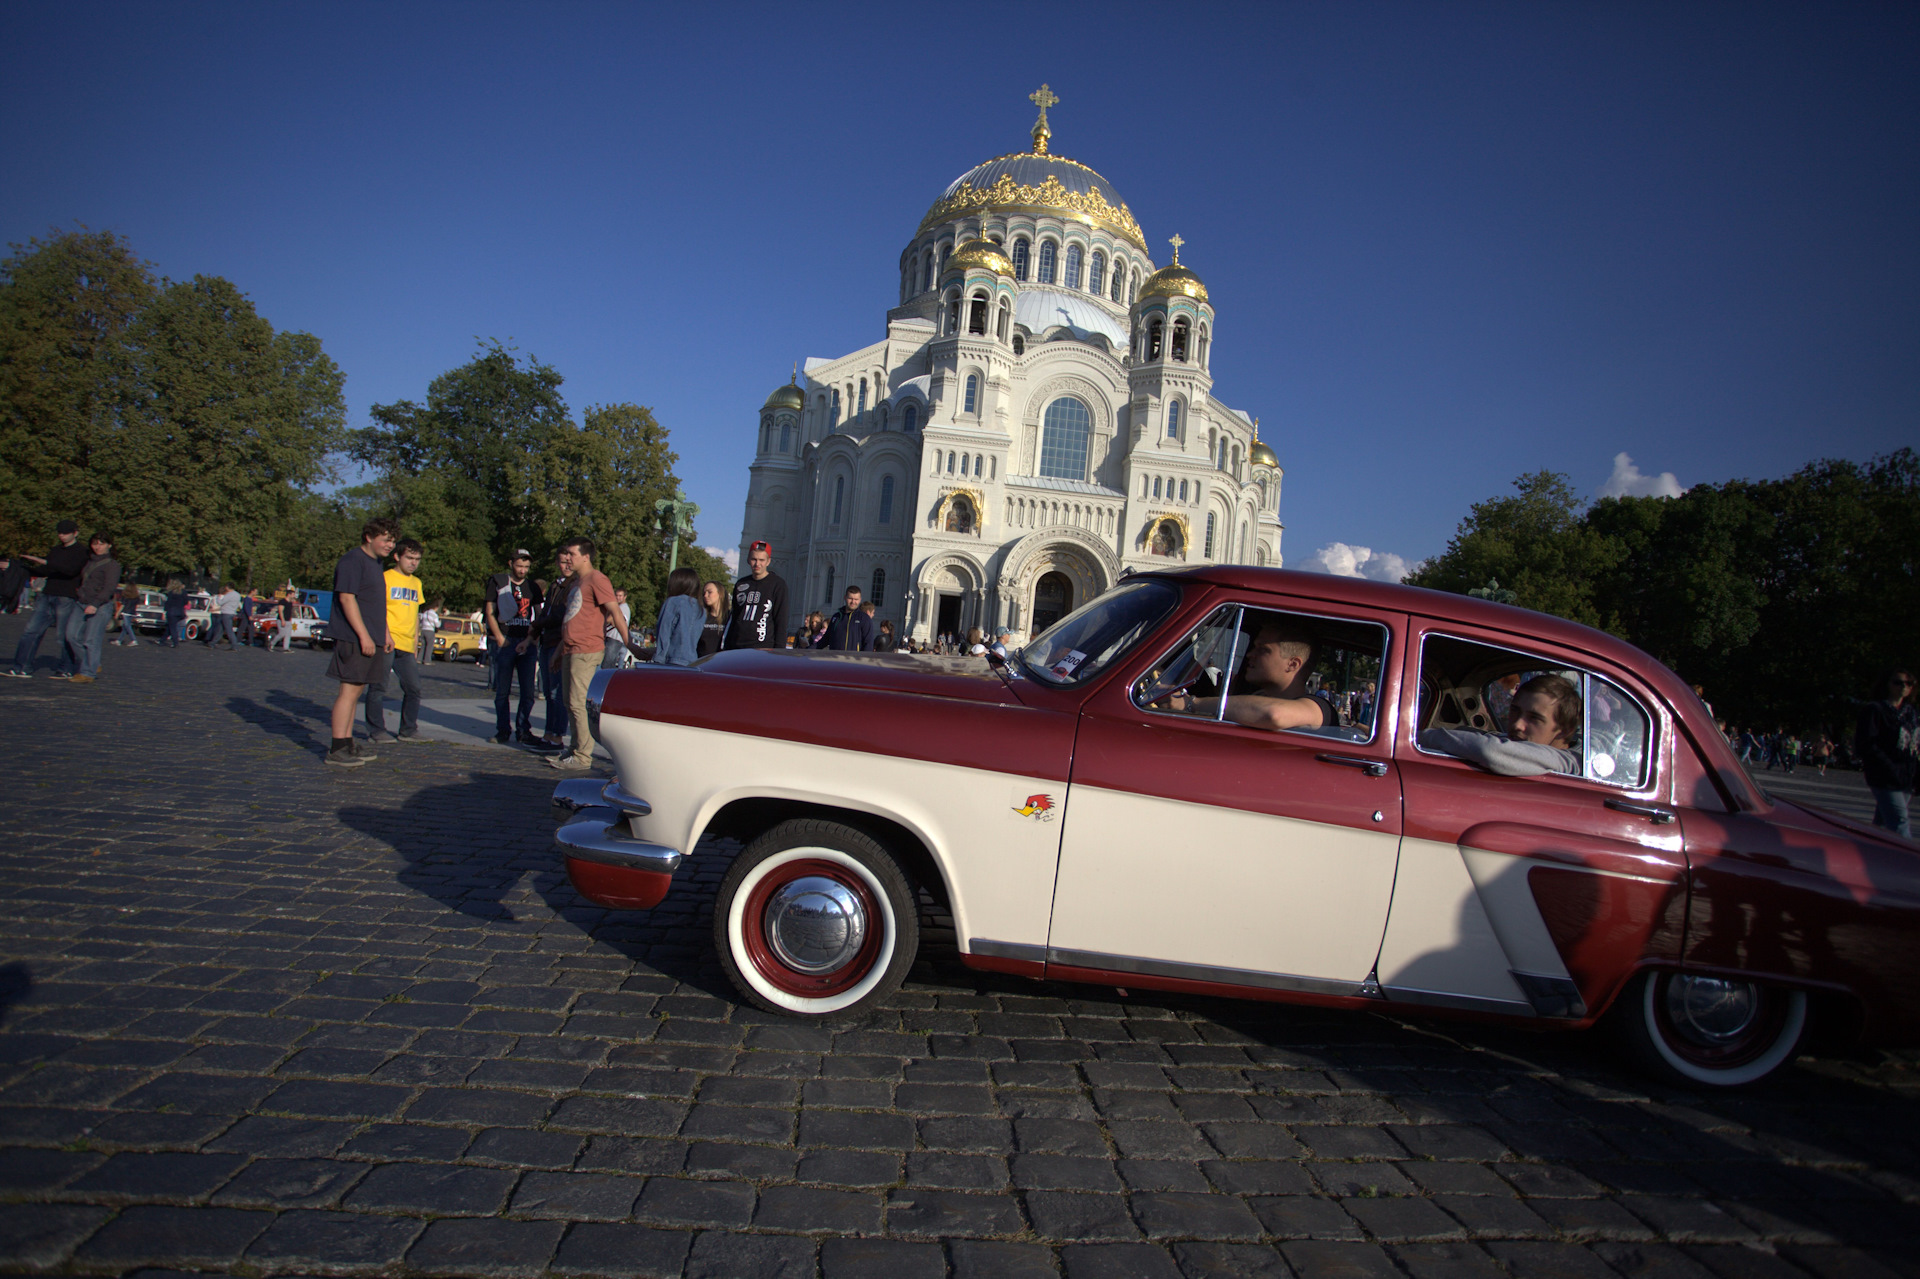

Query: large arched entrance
left=1031, top=571, right=1074, bottom=634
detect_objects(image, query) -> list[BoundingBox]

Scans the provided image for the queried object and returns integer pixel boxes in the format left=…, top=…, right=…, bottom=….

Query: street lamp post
left=654, top=492, right=700, bottom=573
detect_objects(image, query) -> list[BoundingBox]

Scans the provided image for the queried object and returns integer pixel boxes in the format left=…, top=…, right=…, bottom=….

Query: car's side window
left=1416, top=633, right=1653, bottom=787
left=1132, top=604, right=1389, bottom=743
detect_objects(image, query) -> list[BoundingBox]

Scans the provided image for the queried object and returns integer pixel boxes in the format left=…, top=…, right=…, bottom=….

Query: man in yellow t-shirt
left=366, top=539, right=426, bottom=742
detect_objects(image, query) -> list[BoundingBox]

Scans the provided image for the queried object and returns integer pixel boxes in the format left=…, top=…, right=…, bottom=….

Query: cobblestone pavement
left=1, top=617, right=1916, bottom=1278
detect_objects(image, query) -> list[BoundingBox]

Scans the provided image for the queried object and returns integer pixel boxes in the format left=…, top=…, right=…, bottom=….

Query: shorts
left=327, top=644, right=392, bottom=687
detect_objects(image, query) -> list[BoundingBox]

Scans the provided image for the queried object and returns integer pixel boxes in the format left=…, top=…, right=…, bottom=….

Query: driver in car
left=1421, top=673, right=1581, bottom=776
left=1165, top=621, right=1338, bottom=730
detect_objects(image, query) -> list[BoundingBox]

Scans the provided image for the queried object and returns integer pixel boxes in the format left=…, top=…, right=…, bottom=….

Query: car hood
left=694, top=648, right=1027, bottom=706
left=1771, top=794, right=1920, bottom=854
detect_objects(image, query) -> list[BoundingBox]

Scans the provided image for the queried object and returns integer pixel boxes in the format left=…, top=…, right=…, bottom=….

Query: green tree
left=109, top=275, right=345, bottom=582
left=537, top=402, right=690, bottom=622
left=0, top=228, right=156, bottom=550
left=1586, top=485, right=1768, bottom=671
left=1405, top=471, right=1618, bottom=626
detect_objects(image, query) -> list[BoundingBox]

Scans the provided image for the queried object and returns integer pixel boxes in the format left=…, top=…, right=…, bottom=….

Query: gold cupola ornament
left=944, top=235, right=1015, bottom=278
left=1139, top=233, right=1209, bottom=303
left=762, top=365, right=805, bottom=413
left=1249, top=418, right=1278, bottom=470
left=1029, top=83, right=1058, bottom=155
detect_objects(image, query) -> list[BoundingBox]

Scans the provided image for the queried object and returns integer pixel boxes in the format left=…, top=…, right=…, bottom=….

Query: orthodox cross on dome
left=1252, top=416, right=1260, bottom=441
left=1029, top=83, right=1058, bottom=154
left=1168, top=233, right=1185, bottom=265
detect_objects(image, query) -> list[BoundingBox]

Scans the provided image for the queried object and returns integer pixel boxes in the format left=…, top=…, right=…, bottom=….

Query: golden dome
left=944, top=236, right=1015, bottom=277
left=762, top=380, right=805, bottom=413
left=1250, top=439, right=1278, bottom=469
left=1139, top=262, right=1208, bottom=303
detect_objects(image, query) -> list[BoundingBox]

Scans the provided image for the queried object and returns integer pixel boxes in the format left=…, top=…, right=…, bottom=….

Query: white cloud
left=1296, top=542, right=1414, bottom=583
left=706, top=546, right=739, bottom=574
left=1599, top=452, right=1685, bottom=500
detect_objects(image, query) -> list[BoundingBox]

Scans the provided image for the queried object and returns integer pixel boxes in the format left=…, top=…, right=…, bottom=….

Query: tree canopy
left=1410, top=450, right=1920, bottom=732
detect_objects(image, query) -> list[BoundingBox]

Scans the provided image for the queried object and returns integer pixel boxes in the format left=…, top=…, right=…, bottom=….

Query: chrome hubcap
left=1665, top=975, right=1760, bottom=1044
left=765, top=876, right=867, bottom=973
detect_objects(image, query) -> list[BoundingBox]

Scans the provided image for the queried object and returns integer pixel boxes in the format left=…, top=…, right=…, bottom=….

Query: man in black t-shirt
left=483, top=549, right=545, bottom=745
left=722, top=541, right=789, bottom=650
left=6, top=519, right=89, bottom=679
left=324, top=518, right=400, bottom=767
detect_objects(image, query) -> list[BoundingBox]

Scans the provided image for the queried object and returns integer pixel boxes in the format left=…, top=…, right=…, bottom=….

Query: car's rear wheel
left=1615, top=969, right=1807, bottom=1087
left=715, top=819, right=918, bottom=1018
left=183, top=620, right=202, bottom=642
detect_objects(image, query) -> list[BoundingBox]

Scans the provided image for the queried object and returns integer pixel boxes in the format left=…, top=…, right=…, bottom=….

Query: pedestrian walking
left=548, top=537, right=631, bottom=771
left=651, top=567, right=702, bottom=667
left=272, top=588, right=298, bottom=652
left=533, top=554, right=574, bottom=749
left=205, top=583, right=241, bottom=649
left=0, top=551, right=28, bottom=614
left=602, top=588, right=635, bottom=669
left=160, top=580, right=189, bottom=647
left=324, top=518, right=399, bottom=768
left=820, top=585, right=875, bottom=651
left=482, top=550, right=544, bottom=747
left=1857, top=669, right=1918, bottom=839
left=366, top=538, right=427, bottom=743
left=420, top=596, right=443, bottom=660
left=5, top=519, right=89, bottom=679
left=113, top=582, right=140, bottom=646
left=721, top=541, right=788, bottom=650
left=69, top=533, right=122, bottom=683
left=696, top=580, right=728, bottom=658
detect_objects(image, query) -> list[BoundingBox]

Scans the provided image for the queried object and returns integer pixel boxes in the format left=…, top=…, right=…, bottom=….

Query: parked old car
left=249, top=601, right=331, bottom=649
left=132, top=589, right=212, bottom=641
left=431, top=616, right=486, bottom=662
left=550, top=567, right=1920, bottom=1087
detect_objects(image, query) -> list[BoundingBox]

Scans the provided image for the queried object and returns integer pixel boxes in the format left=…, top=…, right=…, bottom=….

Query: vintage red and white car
left=551, top=567, right=1919, bottom=1088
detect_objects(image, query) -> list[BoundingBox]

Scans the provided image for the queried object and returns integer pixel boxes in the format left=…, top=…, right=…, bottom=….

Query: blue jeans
left=117, top=612, right=137, bottom=644
left=79, top=606, right=113, bottom=677
left=166, top=618, right=186, bottom=647
left=1872, top=788, right=1912, bottom=840
left=540, top=645, right=568, bottom=739
left=368, top=649, right=423, bottom=737
left=11, top=594, right=81, bottom=675
left=207, top=614, right=236, bottom=648
left=492, top=640, right=540, bottom=738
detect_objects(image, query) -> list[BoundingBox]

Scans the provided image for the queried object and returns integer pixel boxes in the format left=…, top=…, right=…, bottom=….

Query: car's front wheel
left=715, top=819, right=919, bottom=1018
left=1615, top=969, right=1807, bottom=1087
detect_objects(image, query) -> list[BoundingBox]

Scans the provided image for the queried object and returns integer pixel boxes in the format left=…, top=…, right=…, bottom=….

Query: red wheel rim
left=740, top=858, right=884, bottom=998
left=1652, top=973, right=1789, bottom=1070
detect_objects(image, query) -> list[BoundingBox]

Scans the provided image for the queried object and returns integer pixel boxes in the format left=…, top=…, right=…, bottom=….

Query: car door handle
left=1317, top=753, right=1388, bottom=777
left=1605, top=798, right=1675, bottom=824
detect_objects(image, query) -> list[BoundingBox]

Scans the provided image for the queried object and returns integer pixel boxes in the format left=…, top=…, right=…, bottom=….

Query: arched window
left=1147, top=319, right=1164, bottom=360
left=878, top=475, right=894, bottom=524
left=1012, top=238, right=1030, bottom=281
left=1197, top=325, right=1209, bottom=367
left=761, top=422, right=770, bottom=452
left=857, top=379, right=867, bottom=414
left=968, top=293, right=987, bottom=335
left=960, top=453, right=969, bottom=477
left=1171, top=319, right=1189, bottom=362
left=1064, top=244, right=1083, bottom=289
left=779, top=423, right=791, bottom=452
left=903, top=403, right=918, bottom=432
left=939, top=246, right=950, bottom=276
left=825, top=564, right=834, bottom=605
left=963, top=373, right=979, bottom=415
left=1205, top=512, right=1217, bottom=558
left=989, top=456, right=996, bottom=480
left=947, top=451, right=956, bottom=474
left=1038, top=397, right=1092, bottom=480
left=1090, top=250, right=1106, bottom=295
left=876, top=405, right=888, bottom=431
left=996, top=301, right=1010, bottom=340
left=829, top=389, right=841, bottom=427
left=831, top=476, right=845, bottom=525
left=1167, top=400, right=1181, bottom=439
left=1011, top=334, right=1025, bottom=355
left=944, top=292, right=959, bottom=335
left=1130, top=268, right=1139, bottom=300
left=1038, top=240, right=1057, bottom=284
left=1217, top=438, right=1228, bottom=471
left=871, top=567, right=885, bottom=606
left=1153, top=476, right=1162, bottom=499
left=1179, top=479, right=1189, bottom=502
left=1112, top=261, right=1126, bottom=302
left=975, top=454, right=984, bottom=477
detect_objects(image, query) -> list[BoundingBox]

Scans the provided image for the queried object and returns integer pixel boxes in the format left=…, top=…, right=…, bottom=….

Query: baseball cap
left=996, top=627, right=1013, bottom=638
left=750, top=540, right=773, bottom=554
left=511, top=548, right=532, bottom=560
left=55, top=519, right=78, bottom=534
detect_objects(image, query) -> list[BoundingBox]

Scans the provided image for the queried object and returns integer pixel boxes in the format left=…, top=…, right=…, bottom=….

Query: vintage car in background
left=249, top=601, right=330, bottom=649
left=551, top=567, right=1919, bottom=1087
left=132, top=589, right=212, bottom=641
left=431, top=616, right=486, bottom=662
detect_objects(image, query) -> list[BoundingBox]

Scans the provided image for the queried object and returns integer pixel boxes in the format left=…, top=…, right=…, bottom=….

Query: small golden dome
left=1249, top=439, right=1278, bottom=469
left=763, top=381, right=805, bottom=412
left=1139, top=262, right=1208, bottom=303
left=944, top=236, right=1015, bottom=278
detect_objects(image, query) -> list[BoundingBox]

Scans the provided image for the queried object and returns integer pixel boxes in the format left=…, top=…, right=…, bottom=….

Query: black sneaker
left=393, top=732, right=423, bottom=743
left=366, top=731, right=394, bottom=744
left=325, top=743, right=367, bottom=768
left=351, top=739, right=379, bottom=762
left=492, top=732, right=514, bottom=745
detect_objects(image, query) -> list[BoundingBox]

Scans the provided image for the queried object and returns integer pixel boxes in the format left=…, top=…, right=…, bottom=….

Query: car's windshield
left=1021, top=579, right=1182, bottom=687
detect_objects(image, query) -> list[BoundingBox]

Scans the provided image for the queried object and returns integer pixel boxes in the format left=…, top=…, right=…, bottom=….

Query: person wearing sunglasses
left=1857, top=668, right=1918, bottom=838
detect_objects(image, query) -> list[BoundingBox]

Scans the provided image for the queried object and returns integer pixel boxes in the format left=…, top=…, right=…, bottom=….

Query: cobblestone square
left=2, top=620, right=1916, bottom=1277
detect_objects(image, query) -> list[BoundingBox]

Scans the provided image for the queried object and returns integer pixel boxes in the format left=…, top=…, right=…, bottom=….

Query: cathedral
left=737, top=87, right=1284, bottom=644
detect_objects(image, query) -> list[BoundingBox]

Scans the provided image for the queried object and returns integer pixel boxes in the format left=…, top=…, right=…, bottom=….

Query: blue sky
left=5, top=2, right=1915, bottom=576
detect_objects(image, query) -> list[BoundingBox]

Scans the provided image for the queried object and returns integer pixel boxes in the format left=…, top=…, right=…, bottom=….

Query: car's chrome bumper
left=550, top=780, right=678, bottom=875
